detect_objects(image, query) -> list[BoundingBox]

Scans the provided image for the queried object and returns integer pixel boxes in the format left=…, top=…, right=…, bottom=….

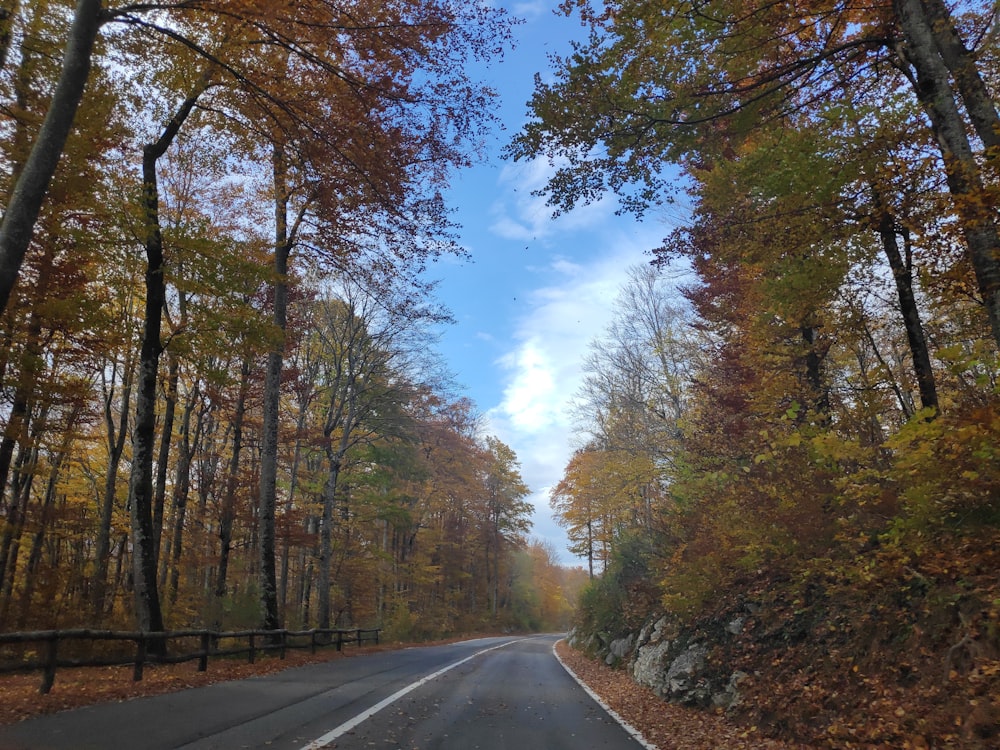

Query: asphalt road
left=0, top=635, right=647, bottom=750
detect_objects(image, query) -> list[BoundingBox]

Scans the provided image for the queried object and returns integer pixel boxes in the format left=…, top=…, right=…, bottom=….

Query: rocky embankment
left=567, top=544, right=1000, bottom=749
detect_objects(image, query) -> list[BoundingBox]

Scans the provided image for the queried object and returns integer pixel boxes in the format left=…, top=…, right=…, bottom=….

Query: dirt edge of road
left=553, top=639, right=810, bottom=750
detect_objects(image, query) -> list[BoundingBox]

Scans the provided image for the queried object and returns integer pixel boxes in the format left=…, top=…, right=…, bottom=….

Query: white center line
left=298, top=638, right=527, bottom=750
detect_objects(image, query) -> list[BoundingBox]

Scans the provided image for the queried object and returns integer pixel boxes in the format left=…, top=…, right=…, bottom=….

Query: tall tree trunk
left=127, top=80, right=207, bottom=640
left=16, top=404, right=77, bottom=628
left=279, top=401, right=309, bottom=614
left=0, top=439, right=35, bottom=621
left=128, top=142, right=168, bottom=639
left=877, top=213, right=938, bottom=412
left=317, top=383, right=358, bottom=630
left=0, top=312, right=40, bottom=543
left=167, top=385, right=197, bottom=604
left=801, top=324, right=830, bottom=417
left=919, top=0, right=1000, bottom=158
left=894, top=0, right=1000, bottom=348
left=317, top=458, right=339, bottom=630
left=0, top=0, right=103, bottom=314
left=216, top=358, right=249, bottom=600
left=259, top=144, right=291, bottom=632
left=153, top=351, right=179, bottom=564
left=0, top=397, right=27, bottom=579
left=0, top=394, right=47, bottom=621
left=93, top=359, right=133, bottom=618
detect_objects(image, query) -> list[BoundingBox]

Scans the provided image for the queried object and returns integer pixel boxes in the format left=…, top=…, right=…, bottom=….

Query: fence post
left=375, top=629, right=379, bottom=645
left=279, top=631, right=287, bottom=660
left=310, top=631, right=317, bottom=655
left=336, top=630, right=343, bottom=651
left=199, top=633, right=210, bottom=672
left=248, top=633, right=256, bottom=664
left=133, top=635, right=147, bottom=682
left=356, top=629, right=362, bottom=647
left=40, top=636, right=58, bottom=694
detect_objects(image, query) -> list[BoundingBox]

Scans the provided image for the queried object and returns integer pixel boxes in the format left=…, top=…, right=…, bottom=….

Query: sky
left=428, top=2, right=680, bottom=566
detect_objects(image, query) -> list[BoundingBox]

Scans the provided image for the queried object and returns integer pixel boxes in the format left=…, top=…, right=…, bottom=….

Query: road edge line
left=298, top=638, right=526, bottom=750
left=551, top=639, right=660, bottom=750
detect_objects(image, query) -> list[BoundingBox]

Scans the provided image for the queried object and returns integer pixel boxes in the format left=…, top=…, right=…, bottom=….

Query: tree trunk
left=93, top=359, right=133, bottom=618
left=801, top=324, right=830, bottom=417
left=128, top=142, right=168, bottom=640
left=0, top=313, right=40, bottom=558
left=279, top=400, right=309, bottom=613
left=0, top=0, right=103, bottom=314
left=153, top=351, right=179, bottom=564
left=0, top=440, right=36, bottom=621
left=317, top=375, right=359, bottom=629
left=167, top=386, right=197, bottom=604
left=126, top=79, right=207, bottom=640
left=16, top=406, right=77, bottom=628
left=259, top=143, right=292, bottom=632
left=919, top=0, right=1000, bottom=157
left=317, top=458, right=339, bottom=630
left=877, top=213, right=938, bottom=412
left=216, top=358, right=249, bottom=599
left=894, top=0, right=1000, bottom=348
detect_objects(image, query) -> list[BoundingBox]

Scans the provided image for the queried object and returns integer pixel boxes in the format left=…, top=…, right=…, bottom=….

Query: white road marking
left=551, top=640, right=660, bottom=750
left=298, top=638, right=527, bottom=750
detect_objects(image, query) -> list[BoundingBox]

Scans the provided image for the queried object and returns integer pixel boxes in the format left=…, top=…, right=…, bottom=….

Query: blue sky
left=428, top=2, right=679, bottom=566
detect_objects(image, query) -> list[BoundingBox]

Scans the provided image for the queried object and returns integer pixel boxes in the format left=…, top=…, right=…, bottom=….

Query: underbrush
left=573, top=527, right=1000, bottom=747
left=724, top=527, right=1000, bottom=748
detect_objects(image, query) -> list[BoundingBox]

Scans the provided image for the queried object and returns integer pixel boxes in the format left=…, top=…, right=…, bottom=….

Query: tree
left=233, top=0, right=513, bottom=631
left=577, top=264, right=698, bottom=461
left=0, top=0, right=103, bottom=314
left=510, top=0, right=1000, bottom=349
left=478, top=436, right=531, bottom=618
left=124, top=67, right=216, bottom=639
left=310, top=275, right=439, bottom=630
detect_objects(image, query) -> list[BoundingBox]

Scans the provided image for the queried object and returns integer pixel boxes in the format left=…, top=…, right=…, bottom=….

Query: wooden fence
left=0, top=627, right=381, bottom=694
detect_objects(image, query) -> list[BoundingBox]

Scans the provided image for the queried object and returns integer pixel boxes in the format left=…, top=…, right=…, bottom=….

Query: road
left=0, top=635, right=648, bottom=750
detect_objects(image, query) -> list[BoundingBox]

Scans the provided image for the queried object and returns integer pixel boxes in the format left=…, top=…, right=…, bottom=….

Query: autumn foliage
left=0, top=0, right=580, bottom=646
left=520, top=0, right=1000, bottom=745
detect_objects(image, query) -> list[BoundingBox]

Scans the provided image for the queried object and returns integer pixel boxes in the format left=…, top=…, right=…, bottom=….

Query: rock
left=712, top=670, right=748, bottom=710
left=726, top=616, right=745, bottom=635
left=610, top=634, right=635, bottom=659
left=665, top=643, right=708, bottom=701
left=632, top=638, right=673, bottom=695
left=651, top=616, right=674, bottom=642
left=636, top=618, right=657, bottom=648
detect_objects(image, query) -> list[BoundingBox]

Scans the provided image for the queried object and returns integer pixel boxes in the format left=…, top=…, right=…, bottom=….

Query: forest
left=0, top=0, right=582, bottom=641
left=2, top=0, right=1000, bottom=741
left=513, top=0, right=1000, bottom=745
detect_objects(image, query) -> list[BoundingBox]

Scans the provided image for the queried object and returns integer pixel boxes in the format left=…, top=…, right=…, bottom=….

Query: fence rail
left=0, top=626, right=381, bottom=694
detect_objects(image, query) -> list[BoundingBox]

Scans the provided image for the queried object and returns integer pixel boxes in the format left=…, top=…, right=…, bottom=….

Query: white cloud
left=488, top=157, right=615, bottom=242
left=511, top=0, right=547, bottom=21
left=484, top=230, right=664, bottom=563
left=496, top=339, right=558, bottom=431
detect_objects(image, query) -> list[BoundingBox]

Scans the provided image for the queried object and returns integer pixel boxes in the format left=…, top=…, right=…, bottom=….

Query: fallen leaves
left=0, top=645, right=383, bottom=726
left=554, top=640, right=813, bottom=749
